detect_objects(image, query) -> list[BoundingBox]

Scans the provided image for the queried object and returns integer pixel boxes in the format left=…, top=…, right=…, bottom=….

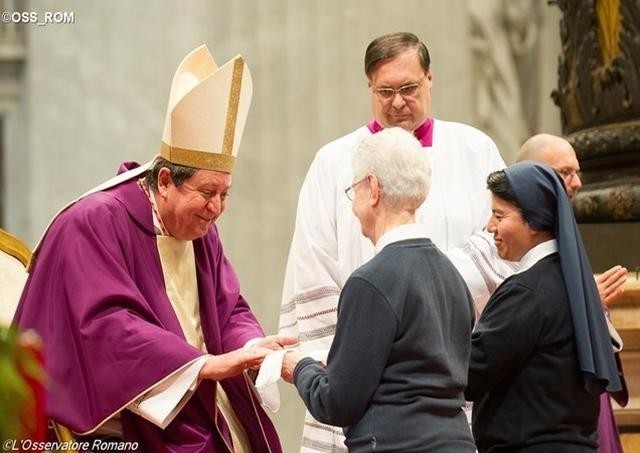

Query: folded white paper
left=255, top=350, right=287, bottom=412
left=254, top=349, right=329, bottom=412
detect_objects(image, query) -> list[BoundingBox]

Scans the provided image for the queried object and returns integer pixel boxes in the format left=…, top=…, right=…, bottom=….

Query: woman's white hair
left=352, top=127, right=431, bottom=212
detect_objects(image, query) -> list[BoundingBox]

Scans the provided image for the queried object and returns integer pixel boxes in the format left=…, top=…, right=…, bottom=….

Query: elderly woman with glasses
left=282, top=127, right=476, bottom=452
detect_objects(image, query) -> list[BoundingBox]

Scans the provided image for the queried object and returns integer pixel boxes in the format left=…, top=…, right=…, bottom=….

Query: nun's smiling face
left=486, top=194, right=537, bottom=262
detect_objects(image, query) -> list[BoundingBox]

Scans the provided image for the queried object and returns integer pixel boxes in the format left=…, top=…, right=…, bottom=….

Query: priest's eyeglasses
left=344, top=177, right=368, bottom=201
left=373, top=77, right=425, bottom=100
left=557, top=168, right=581, bottom=183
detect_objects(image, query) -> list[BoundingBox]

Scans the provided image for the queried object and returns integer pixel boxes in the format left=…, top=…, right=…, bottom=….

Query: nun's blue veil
left=504, top=162, right=621, bottom=395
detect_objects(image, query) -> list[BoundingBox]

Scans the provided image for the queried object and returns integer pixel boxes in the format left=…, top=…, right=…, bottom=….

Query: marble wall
left=0, top=0, right=563, bottom=450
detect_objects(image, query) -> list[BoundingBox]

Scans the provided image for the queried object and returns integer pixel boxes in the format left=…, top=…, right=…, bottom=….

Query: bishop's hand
left=198, top=347, right=273, bottom=381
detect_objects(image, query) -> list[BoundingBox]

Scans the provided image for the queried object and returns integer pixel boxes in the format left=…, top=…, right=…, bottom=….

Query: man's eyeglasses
left=372, top=76, right=425, bottom=100
left=557, top=168, right=581, bottom=183
left=344, top=177, right=368, bottom=201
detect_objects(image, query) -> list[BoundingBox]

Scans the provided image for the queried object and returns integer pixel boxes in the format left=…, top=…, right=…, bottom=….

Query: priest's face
left=486, top=194, right=537, bottom=262
left=543, top=143, right=582, bottom=200
left=158, top=168, right=231, bottom=240
left=368, top=49, right=432, bottom=132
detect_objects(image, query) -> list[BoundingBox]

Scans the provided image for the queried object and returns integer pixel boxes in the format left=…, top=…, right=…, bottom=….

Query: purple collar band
left=366, top=118, right=434, bottom=147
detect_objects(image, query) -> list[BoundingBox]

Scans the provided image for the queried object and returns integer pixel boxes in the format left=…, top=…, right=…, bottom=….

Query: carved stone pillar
left=552, top=0, right=640, bottom=222
left=551, top=0, right=640, bottom=440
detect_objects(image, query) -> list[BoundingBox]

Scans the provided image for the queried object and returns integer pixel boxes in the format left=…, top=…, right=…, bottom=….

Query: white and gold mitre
left=159, top=44, right=253, bottom=173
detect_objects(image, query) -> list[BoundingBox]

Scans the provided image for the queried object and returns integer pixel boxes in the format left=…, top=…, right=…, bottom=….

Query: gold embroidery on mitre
left=159, top=142, right=235, bottom=172
left=222, top=57, right=244, bottom=156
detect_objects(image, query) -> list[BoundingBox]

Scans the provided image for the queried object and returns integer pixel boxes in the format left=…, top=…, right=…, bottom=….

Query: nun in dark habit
left=466, top=162, right=622, bottom=453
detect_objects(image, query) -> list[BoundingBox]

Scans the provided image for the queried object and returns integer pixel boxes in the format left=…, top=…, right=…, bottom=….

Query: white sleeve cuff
left=607, top=317, right=623, bottom=352
left=127, top=355, right=209, bottom=429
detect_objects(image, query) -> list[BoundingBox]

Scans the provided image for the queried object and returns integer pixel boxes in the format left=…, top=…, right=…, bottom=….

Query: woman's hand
left=281, top=350, right=304, bottom=384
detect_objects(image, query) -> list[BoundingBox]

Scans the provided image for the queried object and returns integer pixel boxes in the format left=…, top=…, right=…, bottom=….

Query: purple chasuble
left=14, top=163, right=281, bottom=452
left=366, top=117, right=434, bottom=146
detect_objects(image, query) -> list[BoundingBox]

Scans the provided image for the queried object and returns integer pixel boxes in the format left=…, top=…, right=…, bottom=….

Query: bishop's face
left=158, top=169, right=231, bottom=240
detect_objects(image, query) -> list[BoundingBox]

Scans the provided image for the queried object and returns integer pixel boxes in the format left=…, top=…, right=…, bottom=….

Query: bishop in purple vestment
left=14, top=45, right=292, bottom=452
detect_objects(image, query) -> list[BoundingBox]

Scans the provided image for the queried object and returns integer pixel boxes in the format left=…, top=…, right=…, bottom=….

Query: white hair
left=352, top=127, right=431, bottom=211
